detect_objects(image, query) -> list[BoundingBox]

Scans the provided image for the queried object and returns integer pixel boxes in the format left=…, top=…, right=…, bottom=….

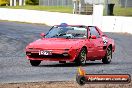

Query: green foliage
left=103, top=5, right=132, bottom=16
left=0, top=0, right=9, bottom=6
left=114, top=7, right=132, bottom=16
left=26, top=0, right=39, bottom=5
left=1, top=5, right=73, bottom=13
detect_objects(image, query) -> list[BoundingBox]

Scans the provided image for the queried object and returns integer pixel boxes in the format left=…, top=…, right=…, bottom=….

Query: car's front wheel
left=30, top=60, right=41, bottom=66
left=102, top=47, right=112, bottom=64
left=75, top=48, right=87, bottom=66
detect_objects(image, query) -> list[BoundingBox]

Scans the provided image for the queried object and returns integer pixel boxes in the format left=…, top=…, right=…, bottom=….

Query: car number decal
left=102, top=37, right=108, bottom=46
left=39, top=50, right=52, bottom=55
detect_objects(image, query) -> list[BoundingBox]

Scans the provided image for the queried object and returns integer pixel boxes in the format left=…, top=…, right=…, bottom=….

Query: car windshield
left=45, top=26, right=87, bottom=39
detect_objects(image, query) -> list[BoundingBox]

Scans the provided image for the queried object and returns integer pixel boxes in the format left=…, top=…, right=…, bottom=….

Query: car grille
left=26, top=52, right=70, bottom=58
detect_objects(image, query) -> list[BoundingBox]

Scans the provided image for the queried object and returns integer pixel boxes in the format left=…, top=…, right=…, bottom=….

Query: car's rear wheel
left=75, top=48, right=87, bottom=66
left=102, top=47, right=112, bottom=64
left=30, top=60, right=41, bottom=66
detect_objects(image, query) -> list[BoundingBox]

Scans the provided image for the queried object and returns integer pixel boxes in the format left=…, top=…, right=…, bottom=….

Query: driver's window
left=89, top=27, right=100, bottom=38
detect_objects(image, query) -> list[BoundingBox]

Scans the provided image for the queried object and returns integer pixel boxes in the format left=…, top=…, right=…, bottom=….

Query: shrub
left=26, top=0, right=39, bottom=5
left=0, top=0, right=9, bottom=6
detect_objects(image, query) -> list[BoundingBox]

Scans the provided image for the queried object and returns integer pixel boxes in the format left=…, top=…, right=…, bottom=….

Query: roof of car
left=55, top=23, right=95, bottom=27
left=55, top=24, right=86, bottom=27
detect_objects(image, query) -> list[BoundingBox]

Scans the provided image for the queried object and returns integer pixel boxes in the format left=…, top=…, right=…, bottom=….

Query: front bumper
left=26, top=49, right=79, bottom=61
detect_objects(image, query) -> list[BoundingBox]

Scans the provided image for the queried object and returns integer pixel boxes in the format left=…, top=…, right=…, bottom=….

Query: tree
left=0, top=0, right=9, bottom=6
left=26, top=0, right=38, bottom=5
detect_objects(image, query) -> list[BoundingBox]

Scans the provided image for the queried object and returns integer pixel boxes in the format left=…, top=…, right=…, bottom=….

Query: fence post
left=106, top=0, right=109, bottom=15
left=23, top=0, right=26, bottom=5
left=19, top=0, right=22, bottom=6
left=79, top=1, right=81, bottom=14
left=125, top=0, right=128, bottom=8
left=92, top=4, right=103, bottom=28
left=14, top=0, right=16, bottom=6
left=10, top=0, right=13, bottom=6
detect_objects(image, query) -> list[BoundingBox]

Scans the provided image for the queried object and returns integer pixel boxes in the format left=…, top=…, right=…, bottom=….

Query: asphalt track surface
left=0, top=21, right=132, bottom=83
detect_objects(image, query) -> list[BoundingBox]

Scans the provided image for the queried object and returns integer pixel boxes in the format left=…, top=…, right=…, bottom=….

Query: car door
left=88, top=26, right=105, bottom=59
left=85, top=27, right=97, bottom=59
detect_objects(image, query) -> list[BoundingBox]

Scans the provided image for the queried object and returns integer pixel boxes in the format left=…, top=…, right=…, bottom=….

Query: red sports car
left=26, top=23, right=115, bottom=66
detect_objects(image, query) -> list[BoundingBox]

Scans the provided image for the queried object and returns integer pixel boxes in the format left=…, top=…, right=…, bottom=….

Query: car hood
left=27, top=38, right=84, bottom=50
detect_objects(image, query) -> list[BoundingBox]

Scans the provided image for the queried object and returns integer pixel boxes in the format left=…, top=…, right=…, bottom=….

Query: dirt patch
left=0, top=81, right=132, bottom=88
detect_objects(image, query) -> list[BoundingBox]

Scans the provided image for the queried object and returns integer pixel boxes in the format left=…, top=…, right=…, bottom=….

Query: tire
left=102, top=47, right=112, bottom=64
left=30, top=60, right=41, bottom=66
left=75, top=48, right=87, bottom=66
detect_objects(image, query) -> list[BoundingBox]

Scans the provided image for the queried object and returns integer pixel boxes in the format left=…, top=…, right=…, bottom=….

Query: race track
left=0, top=21, right=132, bottom=83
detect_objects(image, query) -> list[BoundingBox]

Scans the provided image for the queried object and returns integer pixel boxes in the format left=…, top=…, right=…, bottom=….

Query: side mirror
left=40, top=33, right=45, bottom=38
left=91, top=35, right=97, bottom=39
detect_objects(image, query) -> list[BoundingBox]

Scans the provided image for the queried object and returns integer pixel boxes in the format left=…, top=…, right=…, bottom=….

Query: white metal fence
left=39, top=0, right=73, bottom=6
left=120, top=0, right=132, bottom=7
left=1, top=8, right=132, bottom=34
left=38, top=0, right=131, bottom=15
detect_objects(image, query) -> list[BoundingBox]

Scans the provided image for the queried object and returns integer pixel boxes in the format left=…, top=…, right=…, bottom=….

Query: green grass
left=0, top=5, right=73, bottom=13
left=103, top=7, right=132, bottom=16
left=114, top=7, right=132, bottom=16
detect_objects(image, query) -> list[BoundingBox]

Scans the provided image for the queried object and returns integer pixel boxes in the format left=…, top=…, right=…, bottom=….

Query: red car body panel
left=25, top=25, right=115, bottom=62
